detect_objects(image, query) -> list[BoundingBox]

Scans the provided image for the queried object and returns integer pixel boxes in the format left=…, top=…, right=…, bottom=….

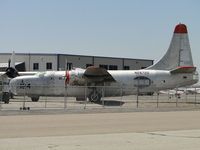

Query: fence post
left=185, top=88, right=188, bottom=102
left=0, top=84, right=2, bottom=111
left=0, top=99, right=1, bottom=110
left=64, top=84, right=67, bottom=110
left=102, top=84, right=105, bottom=108
left=168, top=90, right=170, bottom=101
left=0, top=85, right=2, bottom=111
left=156, top=92, right=159, bottom=108
left=84, top=85, right=87, bottom=109
left=44, top=93, right=47, bottom=109
left=120, top=85, right=123, bottom=107
left=195, top=88, right=197, bottom=106
left=136, top=86, right=139, bottom=108
left=176, top=88, right=178, bottom=107
left=0, top=101, right=1, bottom=111
left=20, top=85, right=27, bottom=110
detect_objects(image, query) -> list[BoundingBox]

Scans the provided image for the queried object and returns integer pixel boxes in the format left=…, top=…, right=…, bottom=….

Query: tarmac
left=0, top=111, right=200, bottom=150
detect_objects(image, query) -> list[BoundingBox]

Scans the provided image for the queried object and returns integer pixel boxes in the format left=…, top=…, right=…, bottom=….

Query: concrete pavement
left=0, top=111, right=200, bottom=149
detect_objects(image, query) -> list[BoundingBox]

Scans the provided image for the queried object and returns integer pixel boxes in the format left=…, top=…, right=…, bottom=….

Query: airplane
left=180, top=82, right=200, bottom=94
left=0, top=51, right=38, bottom=103
left=159, top=81, right=200, bottom=98
left=5, top=23, right=199, bottom=103
left=0, top=51, right=37, bottom=77
left=159, top=89, right=184, bottom=99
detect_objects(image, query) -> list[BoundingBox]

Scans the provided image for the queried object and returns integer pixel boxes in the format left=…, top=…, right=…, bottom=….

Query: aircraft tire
left=76, top=97, right=86, bottom=101
left=2, top=92, right=10, bottom=104
left=88, top=91, right=102, bottom=102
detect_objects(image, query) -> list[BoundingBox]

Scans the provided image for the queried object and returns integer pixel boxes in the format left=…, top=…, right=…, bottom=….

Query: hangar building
left=0, top=53, right=153, bottom=71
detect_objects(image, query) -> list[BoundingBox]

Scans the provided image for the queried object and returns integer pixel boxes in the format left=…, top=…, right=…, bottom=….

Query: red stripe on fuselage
left=65, top=71, right=70, bottom=84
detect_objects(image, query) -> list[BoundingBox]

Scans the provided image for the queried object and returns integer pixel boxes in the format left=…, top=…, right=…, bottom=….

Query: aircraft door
left=133, top=76, right=152, bottom=94
left=44, top=73, right=56, bottom=95
left=54, top=75, right=65, bottom=95
left=134, top=76, right=151, bottom=88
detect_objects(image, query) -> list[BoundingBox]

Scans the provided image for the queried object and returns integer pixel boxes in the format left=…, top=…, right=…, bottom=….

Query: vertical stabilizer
left=147, top=24, right=194, bottom=70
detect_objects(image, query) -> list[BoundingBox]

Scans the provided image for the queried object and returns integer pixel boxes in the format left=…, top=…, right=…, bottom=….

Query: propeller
left=5, top=67, right=19, bottom=78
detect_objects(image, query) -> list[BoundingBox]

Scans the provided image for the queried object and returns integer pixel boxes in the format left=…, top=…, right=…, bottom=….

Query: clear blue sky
left=0, top=0, right=199, bottom=68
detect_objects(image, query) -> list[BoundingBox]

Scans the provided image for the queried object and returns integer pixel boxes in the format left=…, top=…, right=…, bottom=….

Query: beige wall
left=0, top=53, right=153, bottom=71
left=124, top=59, right=153, bottom=70
left=0, top=53, right=57, bottom=71
left=29, top=55, right=57, bottom=71
left=58, top=55, right=93, bottom=70
left=58, top=55, right=153, bottom=70
left=93, top=57, right=123, bottom=70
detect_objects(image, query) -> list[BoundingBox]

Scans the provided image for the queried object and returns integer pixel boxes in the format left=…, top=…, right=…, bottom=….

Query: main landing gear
left=31, top=96, right=40, bottom=102
left=88, top=88, right=102, bottom=102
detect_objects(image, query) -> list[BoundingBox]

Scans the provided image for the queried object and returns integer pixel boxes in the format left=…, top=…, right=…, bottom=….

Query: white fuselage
left=9, top=69, right=198, bottom=98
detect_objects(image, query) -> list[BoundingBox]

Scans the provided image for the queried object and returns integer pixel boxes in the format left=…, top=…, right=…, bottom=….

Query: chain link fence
left=0, top=85, right=200, bottom=111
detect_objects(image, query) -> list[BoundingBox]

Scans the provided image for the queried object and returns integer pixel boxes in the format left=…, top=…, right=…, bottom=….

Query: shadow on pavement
left=94, top=100, right=125, bottom=106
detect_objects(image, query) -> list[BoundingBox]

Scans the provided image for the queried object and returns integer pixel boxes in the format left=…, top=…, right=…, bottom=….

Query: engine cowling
left=5, top=67, right=19, bottom=78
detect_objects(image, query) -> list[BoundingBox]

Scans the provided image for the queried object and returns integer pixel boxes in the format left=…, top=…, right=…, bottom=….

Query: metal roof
left=0, top=62, right=24, bottom=68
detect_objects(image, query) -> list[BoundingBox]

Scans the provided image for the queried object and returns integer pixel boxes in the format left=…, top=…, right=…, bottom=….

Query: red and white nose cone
left=174, top=24, right=187, bottom=33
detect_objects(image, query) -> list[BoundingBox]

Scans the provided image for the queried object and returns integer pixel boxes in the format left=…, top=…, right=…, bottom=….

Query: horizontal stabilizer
left=84, top=66, right=115, bottom=83
left=170, top=66, right=196, bottom=74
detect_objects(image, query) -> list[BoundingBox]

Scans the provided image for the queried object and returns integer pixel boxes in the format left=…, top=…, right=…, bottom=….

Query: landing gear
left=76, top=97, right=86, bottom=101
left=88, top=90, right=102, bottom=102
left=2, top=92, right=10, bottom=104
left=31, top=96, right=40, bottom=102
left=20, top=107, right=30, bottom=110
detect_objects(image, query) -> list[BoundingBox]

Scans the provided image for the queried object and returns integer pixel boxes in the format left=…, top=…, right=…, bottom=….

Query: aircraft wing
left=170, top=66, right=196, bottom=74
left=0, top=72, right=6, bottom=76
left=83, top=66, right=116, bottom=83
left=0, top=71, right=37, bottom=79
left=0, top=72, right=8, bottom=79
left=18, top=72, right=38, bottom=76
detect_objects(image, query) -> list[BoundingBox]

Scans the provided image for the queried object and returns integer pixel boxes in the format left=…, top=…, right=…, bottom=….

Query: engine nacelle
left=5, top=67, right=19, bottom=78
